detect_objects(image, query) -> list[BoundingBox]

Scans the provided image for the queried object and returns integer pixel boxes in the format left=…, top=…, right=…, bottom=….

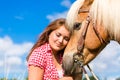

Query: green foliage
left=0, top=78, right=17, bottom=80
left=116, top=77, right=120, bottom=80
left=25, top=77, right=28, bottom=80
left=82, top=75, right=99, bottom=80
left=0, top=77, right=28, bottom=80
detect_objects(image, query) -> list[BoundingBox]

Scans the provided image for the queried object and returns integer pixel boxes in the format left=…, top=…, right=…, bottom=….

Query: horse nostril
left=73, top=22, right=81, bottom=30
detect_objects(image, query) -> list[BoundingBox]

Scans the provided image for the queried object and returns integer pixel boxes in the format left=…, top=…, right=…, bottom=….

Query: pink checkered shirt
left=28, top=43, right=63, bottom=80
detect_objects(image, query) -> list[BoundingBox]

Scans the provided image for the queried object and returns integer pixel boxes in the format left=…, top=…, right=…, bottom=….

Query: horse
left=62, top=0, right=120, bottom=80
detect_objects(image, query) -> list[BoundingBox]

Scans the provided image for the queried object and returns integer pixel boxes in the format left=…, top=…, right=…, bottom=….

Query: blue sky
left=0, top=0, right=120, bottom=80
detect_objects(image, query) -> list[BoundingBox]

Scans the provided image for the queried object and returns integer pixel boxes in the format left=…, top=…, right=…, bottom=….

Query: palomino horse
left=62, top=0, right=120, bottom=80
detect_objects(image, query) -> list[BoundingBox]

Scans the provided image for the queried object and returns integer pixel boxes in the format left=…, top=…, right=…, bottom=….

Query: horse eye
left=73, top=22, right=81, bottom=30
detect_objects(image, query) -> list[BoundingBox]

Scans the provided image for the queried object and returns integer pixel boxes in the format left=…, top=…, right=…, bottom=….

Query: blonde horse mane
left=66, top=0, right=120, bottom=41
left=90, top=0, right=120, bottom=41
left=66, top=0, right=85, bottom=30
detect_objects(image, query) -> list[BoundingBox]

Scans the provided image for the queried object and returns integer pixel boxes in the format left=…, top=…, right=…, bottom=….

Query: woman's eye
left=64, top=37, right=70, bottom=41
left=56, top=33, right=61, bottom=37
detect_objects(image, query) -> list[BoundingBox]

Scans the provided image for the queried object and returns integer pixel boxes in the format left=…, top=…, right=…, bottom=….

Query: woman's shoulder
left=36, top=42, right=51, bottom=51
left=33, top=43, right=51, bottom=55
left=28, top=43, right=51, bottom=68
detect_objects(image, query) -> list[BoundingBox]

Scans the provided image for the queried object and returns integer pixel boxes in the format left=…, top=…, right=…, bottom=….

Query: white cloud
left=0, top=60, right=3, bottom=67
left=46, top=0, right=73, bottom=22
left=88, top=41, right=120, bottom=79
left=0, top=36, right=12, bottom=51
left=0, top=36, right=33, bottom=56
left=46, top=11, right=68, bottom=22
left=61, top=0, right=72, bottom=8
left=7, top=56, right=22, bottom=66
left=14, top=16, right=24, bottom=20
left=0, top=35, right=33, bottom=75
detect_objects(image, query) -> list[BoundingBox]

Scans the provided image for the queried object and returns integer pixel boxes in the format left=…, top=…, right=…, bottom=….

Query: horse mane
left=90, top=0, right=120, bottom=41
left=66, top=0, right=120, bottom=41
left=66, top=0, right=85, bottom=31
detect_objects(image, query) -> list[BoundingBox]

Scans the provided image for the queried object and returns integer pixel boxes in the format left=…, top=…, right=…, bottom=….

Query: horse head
left=63, top=0, right=120, bottom=79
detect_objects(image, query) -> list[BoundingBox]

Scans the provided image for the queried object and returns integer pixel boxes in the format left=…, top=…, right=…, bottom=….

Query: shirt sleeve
left=28, top=47, right=46, bottom=69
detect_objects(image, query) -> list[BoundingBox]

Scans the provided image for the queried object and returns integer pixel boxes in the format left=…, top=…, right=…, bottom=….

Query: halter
left=71, top=9, right=110, bottom=80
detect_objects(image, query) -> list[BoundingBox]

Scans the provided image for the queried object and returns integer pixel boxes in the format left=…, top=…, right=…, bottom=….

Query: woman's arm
left=28, top=65, right=44, bottom=80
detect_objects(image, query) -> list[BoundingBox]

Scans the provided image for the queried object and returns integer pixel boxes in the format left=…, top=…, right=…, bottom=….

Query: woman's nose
left=58, top=37, right=63, bottom=43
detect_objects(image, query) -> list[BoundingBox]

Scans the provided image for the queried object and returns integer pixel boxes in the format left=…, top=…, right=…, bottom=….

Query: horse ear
left=81, top=0, right=94, bottom=8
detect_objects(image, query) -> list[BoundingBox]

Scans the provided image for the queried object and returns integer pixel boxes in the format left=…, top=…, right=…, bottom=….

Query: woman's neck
left=53, top=53, right=60, bottom=63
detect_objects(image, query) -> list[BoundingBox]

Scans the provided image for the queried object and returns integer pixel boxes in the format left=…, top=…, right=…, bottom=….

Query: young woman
left=27, top=18, right=73, bottom=80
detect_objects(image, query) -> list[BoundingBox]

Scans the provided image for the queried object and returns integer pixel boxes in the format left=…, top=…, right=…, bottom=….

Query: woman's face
left=48, top=25, right=70, bottom=53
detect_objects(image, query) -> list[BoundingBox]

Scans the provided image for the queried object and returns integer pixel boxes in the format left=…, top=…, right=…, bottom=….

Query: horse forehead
left=81, top=0, right=94, bottom=8
left=77, top=13, right=88, bottom=22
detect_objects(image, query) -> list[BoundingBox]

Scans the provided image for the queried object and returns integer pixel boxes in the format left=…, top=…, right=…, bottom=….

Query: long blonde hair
left=66, top=0, right=120, bottom=41
left=90, top=0, right=120, bottom=41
